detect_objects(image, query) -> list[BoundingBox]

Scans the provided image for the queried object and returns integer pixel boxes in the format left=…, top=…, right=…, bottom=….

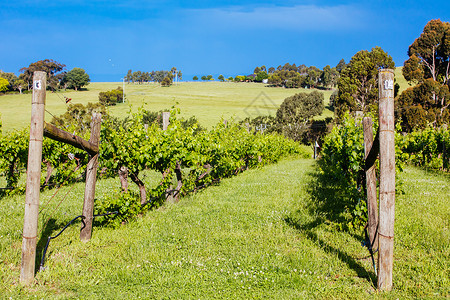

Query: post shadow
left=35, top=218, right=59, bottom=273
left=284, top=216, right=377, bottom=286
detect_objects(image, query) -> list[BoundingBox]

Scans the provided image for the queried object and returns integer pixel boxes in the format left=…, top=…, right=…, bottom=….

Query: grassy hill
left=394, top=66, right=411, bottom=93
left=1, top=158, right=448, bottom=298
left=0, top=82, right=334, bottom=132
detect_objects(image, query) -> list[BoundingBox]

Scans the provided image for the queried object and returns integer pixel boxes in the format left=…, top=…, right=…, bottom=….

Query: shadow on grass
left=304, top=168, right=363, bottom=227
left=325, top=104, right=334, bottom=113
left=35, top=218, right=70, bottom=274
left=35, top=218, right=56, bottom=273
left=284, top=167, right=376, bottom=286
left=285, top=216, right=376, bottom=286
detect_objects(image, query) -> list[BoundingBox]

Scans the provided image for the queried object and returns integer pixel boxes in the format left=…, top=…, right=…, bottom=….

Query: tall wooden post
left=162, top=112, right=170, bottom=131
left=20, top=71, right=46, bottom=284
left=377, top=69, right=395, bottom=291
left=80, top=113, right=102, bottom=241
left=363, top=117, right=378, bottom=252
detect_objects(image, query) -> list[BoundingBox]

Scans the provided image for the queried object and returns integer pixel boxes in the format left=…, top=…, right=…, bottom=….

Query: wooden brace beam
left=43, top=122, right=99, bottom=156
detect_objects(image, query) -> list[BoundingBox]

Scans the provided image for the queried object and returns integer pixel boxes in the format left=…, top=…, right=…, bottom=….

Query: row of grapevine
left=316, top=112, right=407, bottom=231
left=96, top=109, right=309, bottom=224
left=316, top=112, right=449, bottom=231
left=0, top=127, right=89, bottom=196
left=0, top=109, right=309, bottom=224
left=397, top=126, right=450, bottom=170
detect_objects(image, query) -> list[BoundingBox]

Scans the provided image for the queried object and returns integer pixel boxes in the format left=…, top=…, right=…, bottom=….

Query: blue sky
left=1, top=1, right=449, bottom=81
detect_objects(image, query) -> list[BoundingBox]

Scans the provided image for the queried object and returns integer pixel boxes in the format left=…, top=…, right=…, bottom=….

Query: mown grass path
left=1, top=159, right=448, bottom=298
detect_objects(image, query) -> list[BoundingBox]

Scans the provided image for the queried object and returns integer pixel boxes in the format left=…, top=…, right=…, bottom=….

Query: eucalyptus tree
left=403, top=19, right=450, bottom=85
left=335, top=46, right=395, bottom=120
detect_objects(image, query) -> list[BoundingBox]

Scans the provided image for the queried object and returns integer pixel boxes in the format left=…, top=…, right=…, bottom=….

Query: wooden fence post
left=80, top=113, right=102, bottom=241
left=363, top=117, right=379, bottom=252
left=20, top=71, right=46, bottom=285
left=162, top=112, right=170, bottom=131
left=377, top=69, right=395, bottom=291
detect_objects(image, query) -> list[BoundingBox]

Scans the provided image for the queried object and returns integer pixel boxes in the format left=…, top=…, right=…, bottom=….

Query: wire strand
left=38, top=164, right=87, bottom=237
left=39, top=159, right=80, bottom=214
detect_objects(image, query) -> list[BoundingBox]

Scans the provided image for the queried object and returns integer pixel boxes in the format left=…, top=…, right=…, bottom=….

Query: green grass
left=394, top=66, right=412, bottom=94
left=0, top=82, right=334, bottom=131
left=0, top=159, right=448, bottom=298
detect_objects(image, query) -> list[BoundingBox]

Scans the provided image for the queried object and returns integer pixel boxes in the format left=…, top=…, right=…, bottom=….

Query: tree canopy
left=0, top=77, right=8, bottom=92
left=336, top=59, right=347, bottom=73
left=276, top=91, right=324, bottom=125
left=0, top=71, right=17, bottom=85
left=275, top=91, right=324, bottom=141
left=19, top=59, right=66, bottom=90
left=0, top=71, right=24, bottom=93
left=320, top=65, right=340, bottom=89
left=63, top=67, right=90, bottom=91
left=334, top=46, right=395, bottom=120
left=397, top=19, right=450, bottom=132
left=396, top=78, right=450, bottom=132
left=403, top=19, right=450, bottom=85
left=255, top=71, right=269, bottom=82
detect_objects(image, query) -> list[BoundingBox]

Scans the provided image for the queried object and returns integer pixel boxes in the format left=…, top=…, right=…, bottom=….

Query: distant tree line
left=191, top=61, right=344, bottom=88
left=191, top=75, right=214, bottom=81
left=0, top=59, right=90, bottom=94
left=228, top=61, right=345, bottom=89
left=125, top=67, right=182, bottom=86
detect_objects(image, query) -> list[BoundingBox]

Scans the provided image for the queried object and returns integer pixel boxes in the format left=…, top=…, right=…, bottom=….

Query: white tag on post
left=33, top=80, right=42, bottom=90
left=384, top=80, right=394, bottom=90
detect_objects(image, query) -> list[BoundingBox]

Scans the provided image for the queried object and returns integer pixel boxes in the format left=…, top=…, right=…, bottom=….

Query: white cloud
left=186, top=4, right=369, bottom=32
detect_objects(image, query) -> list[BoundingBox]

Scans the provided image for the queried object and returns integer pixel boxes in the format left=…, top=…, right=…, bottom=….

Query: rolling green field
left=0, top=81, right=334, bottom=132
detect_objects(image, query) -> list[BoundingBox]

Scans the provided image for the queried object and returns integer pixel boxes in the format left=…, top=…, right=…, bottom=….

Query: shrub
left=275, top=91, right=324, bottom=141
left=98, top=87, right=123, bottom=106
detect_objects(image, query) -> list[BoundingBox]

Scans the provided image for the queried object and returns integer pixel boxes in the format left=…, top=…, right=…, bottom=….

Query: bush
left=51, top=102, right=106, bottom=134
left=98, top=87, right=123, bottom=106
left=161, top=77, right=172, bottom=87
left=275, top=91, right=324, bottom=141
